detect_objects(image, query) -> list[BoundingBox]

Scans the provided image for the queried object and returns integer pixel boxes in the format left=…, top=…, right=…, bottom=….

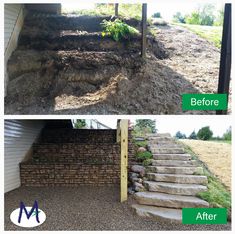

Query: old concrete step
left=134, top=191, right=209, bottom=208
left=147, top=173, right=208, bottom=185
left=153, top=154, right=191, bottom=160
left=151, top=148, right=185, bottom=154
left=132, top=204, right=182, bottom=223
left=144, top=181, right=207, bottom=195
left=146, top=166, right=203, bottom=175
left=152, top=159, right=197, bottom=167
left=146, top=133, right=171, bottom=138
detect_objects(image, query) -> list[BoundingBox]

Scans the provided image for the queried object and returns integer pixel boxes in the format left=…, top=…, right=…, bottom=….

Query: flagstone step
left=151, top=148, right=185, bottom=154
left=143, top=181, right=207, bottom=195
left=147, top=173, right=208, bottom=185
left=146, top=166, right=203, bottom=175
left=152, top=160, right=197, bottom=167
left=134, top=191, right=209, bottom=208
left=132, top=204, right=182, bottom=223
left=153, top=154, right=191, bottom=160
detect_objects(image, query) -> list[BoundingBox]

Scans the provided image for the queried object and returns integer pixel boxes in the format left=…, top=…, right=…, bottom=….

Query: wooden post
left=216, top=3, right=231, bottom=115
left=141, top=3, right=147, bottom=58
left=120, top=119, right=128, bottom=202
left=115, top=3, right=119, bottom=17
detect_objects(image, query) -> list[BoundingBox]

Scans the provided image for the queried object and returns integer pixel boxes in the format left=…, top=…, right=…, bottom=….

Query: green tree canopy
left=197, top=126, right=213, bottom=140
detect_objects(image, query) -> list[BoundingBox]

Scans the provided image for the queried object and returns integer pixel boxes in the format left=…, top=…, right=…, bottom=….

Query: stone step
left=134, top=191, right=209, bottom=208
left=132, top=204, right=182, bottom=223
left=153, top=154, right=191, bottom=160
left=144, top=181, right=207, bottom=195
left=150, top=144, right=181, bottom=149
left=152, top=160, right=197, bottom=167
left=146, top=133, right=171, bottom=138
left=151, top=148, right=185, bottom=154
left=146, top=166, right=203, bottom=175
left=147, top=173, right=208, bottom=185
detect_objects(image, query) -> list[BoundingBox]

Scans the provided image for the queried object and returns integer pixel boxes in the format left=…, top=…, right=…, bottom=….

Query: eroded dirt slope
left=5, top=23, right=226, bottom=114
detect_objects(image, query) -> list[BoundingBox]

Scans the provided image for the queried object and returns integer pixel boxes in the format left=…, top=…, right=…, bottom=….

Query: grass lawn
left=173, top=23, right=222, bottom=48
left=179, top=140, right=231, bottom=216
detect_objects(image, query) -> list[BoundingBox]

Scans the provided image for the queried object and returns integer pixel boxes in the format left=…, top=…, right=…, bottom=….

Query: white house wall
left=4, top=4, right=25, bottom=96
left=4, top=120, right=45, bottom=193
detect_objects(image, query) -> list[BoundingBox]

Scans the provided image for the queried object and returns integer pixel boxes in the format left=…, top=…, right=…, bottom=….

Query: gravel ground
left=5, top=186, right=231, bottom=231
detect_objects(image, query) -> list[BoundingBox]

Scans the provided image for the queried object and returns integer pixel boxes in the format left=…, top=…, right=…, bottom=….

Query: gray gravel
left=5, top=186, right=231, bottom=231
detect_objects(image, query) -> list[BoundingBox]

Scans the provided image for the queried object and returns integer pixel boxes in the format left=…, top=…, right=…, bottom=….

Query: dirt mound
left=5, top=24, right=226, bottom=114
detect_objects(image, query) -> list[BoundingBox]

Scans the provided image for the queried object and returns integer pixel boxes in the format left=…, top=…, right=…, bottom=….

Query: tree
left=197, top=126, right=213, bottom=140
left=175, top=131, right=186, bottom=139
left=189, top=131, right=197, bottom=139
left=223, top=127, right=231, bottom=141
left=152, top=12, right=161, bottom=18
left=185, top=4, right=216, bottom=26
left=173, top=12, right=186, bottom=23
left=74, top=119, right=86, bottom=129
left=134, top=119, right=157, bottom=136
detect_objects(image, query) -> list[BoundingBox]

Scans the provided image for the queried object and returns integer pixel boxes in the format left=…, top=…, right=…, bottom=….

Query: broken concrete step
left=147, top=173, right=208, bottom=185
left=134, top=191, right=209, bottom=208
left=153, top=154, right=191, bottom=160
left=144, top=181, right=207, bottom=195
left=152, top=159, right=197, bottom=167
left=146, top=166, right=203, bottom=175
left=151, top=148, right=185, bottom=154
left=132, top=204, right=182, bottom=223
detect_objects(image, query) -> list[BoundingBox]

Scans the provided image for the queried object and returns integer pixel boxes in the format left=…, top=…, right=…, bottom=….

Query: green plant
left=136, top=151, right=152, bottom=161
left=142, top=158, right=152, bottom=166
left=134, top=140, right=148, bottom=148
left=74, top=119, right=86, bottom=129
left=223, top=127, right=231, bottom=141
left=101, top=19, right=139, bottom=41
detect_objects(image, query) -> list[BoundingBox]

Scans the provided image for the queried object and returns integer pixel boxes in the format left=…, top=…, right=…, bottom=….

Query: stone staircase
left=132, top=133, right=209, bottom=223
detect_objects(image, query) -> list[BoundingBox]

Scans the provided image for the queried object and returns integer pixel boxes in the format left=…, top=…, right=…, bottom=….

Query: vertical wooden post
left=115, top=3, right=119, bottom=17
left=141, top=3, right=147, bottom=58
left=120, top=119, right=128, bottom=202
left=216, top=3, right=231, bottom=115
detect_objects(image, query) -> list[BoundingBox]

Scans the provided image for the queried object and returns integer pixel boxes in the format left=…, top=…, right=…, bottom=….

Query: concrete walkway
left=5, top=186, right=231, bottom=231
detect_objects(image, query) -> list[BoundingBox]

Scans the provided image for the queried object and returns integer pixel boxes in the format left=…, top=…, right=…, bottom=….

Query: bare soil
left=5, top=24, right=229, bottom=115
left=180, top=139, right=231, bottom=190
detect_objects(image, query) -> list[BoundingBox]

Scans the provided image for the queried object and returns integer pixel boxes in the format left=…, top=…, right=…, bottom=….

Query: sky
left=62, top=0, right=226, bottom=21
left=94, top=116, right=231, bottom=137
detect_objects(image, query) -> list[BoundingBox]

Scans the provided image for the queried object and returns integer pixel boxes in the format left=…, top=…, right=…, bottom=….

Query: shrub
left=142, top=159, right=152, bottom=166
left=223, top=127, right=231, bottom=141
left=173, top=12, right=186, bottom=23
left=136, top=151, right=152, bottom=161
left=101, top=19, right=139, bottom=41
left=134, top=140, right=148, bottom=148
left=197, top=126, right=213, bottom=140
left=152, top=12, right=161, bottom=18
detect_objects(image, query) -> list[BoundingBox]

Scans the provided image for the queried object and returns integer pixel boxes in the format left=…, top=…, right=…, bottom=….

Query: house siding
left=4, top=4, right=25, bottom=96
left=4, top=120, right=44, bottom=193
